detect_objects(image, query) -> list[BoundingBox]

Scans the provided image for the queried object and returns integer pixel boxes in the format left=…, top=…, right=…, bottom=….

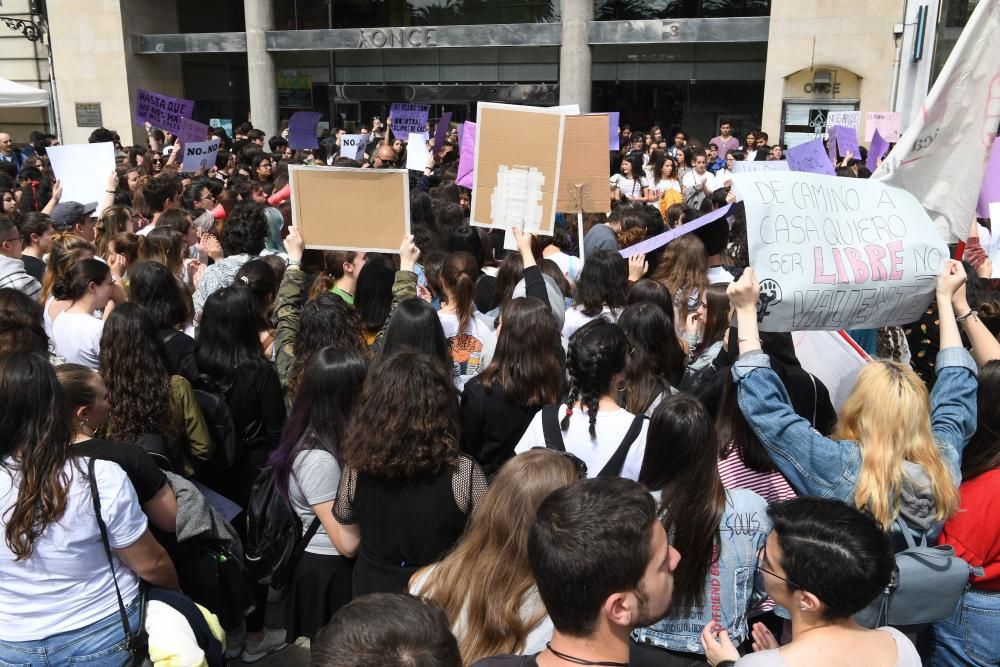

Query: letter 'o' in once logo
left=757, top=278, right=782, bottom=323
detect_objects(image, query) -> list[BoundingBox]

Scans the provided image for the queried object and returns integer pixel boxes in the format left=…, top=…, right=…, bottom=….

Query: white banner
left=732, top=160, right=790, bottom=173
left=826, top=111, right=861, bottom=132
left=732, top=171, right=947, bottom=332
left=181, top=140, right=220, bottom=173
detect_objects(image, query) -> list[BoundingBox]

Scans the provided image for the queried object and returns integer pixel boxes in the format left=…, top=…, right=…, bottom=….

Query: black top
left=460, top=377, right=539, bottom=479
left=471, top=656, right=538, bottom=667
left=161, top=328, right=198, bottom=383
left=73, top=438, right=167, bottom=504
left=474, top=273, right=497, bottom=314
left=224, top=361, right=286, bottom=462
left=22, top=254, right=44, bottom=283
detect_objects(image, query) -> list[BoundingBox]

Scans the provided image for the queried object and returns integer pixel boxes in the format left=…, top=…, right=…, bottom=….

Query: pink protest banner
left=977, top=136, right=1000, bottom=217
left=619, top=203, right=733, bottom=258
left=456, top=121, right=476, bottom=188
left=864, top=112, right=902, bottom=142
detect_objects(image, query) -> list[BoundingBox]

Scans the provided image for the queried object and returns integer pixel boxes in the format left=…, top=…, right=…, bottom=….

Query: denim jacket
left=633, top=489, right=770, bottom=653
left=732, top=347, right=977, bottom=539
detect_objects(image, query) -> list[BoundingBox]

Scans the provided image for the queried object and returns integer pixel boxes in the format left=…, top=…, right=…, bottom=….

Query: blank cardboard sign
left=288, top=166, right=410, bottom=253
left=471, top=102, right=565, bottom=236
left=556, top=114, right=612, bottom=214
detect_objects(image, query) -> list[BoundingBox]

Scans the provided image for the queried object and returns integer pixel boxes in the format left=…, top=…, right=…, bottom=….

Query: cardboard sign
left=288, top=111, right=322, bottom=150
left=732, top=170, right=948, bottom=331
left=457, top=121, right=476, bottom=188
left=339, top=134, right=368, bottom=161
left=556, top=114, right=612, bottom=214
left=828, top=125, right=860, bottom=159
left=864, top=112, right=902, bottom=142
left=288, top=166, right=410, bottom=253
left=47, top=142, right=116, bottom=206
left=786, top=138, right=836, bottom=176
left=608, top=112, right=620, bottom=151
left=826, top=110, right=860, bottom=133
left=433, top=112, right=453, bottom=155
left=181, top=140, right=220, bottom=173
left=134, top=88, right=195, bottom=135
left=389, top=103, right=430, bottom=138
left=470, top=102, right=565, bottom=236
left=867, top=130, right=890, bottom=172
left=406, top=132, right=430, bottom=171
left=732, top=160, right=790, bottom=173
left=620, top=204, right=733, bottom=258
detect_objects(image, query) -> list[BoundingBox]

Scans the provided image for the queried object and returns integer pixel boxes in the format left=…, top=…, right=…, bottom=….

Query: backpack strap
left=597, top=414, right=647, bottom=478
left=541, top=405, right=566, bottom=452
left=894, top=517, right=927, bottom=548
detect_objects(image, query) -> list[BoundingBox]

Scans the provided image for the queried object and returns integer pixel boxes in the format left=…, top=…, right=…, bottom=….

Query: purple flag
left=787, top=138, right=837, bottom=176
left=829, top=125, right=861, bottom=159
left=433, top=112, right=453, bottom=155
left=457, top=121, right=476, bottom=189
left=609, top=112, right=620, bottom=151
left=620, top=204, right=733, bottom=258
left=287, top=111, right=322, bottom=150
left=977, top=137, right=1000, bottom=217
left=867, top=129, right=890, bottom=172
left=389, top=103, right=430, bottom=139
left=178, top=117, right=209, bottom=144
left=134, top=88, right=195, bottom=135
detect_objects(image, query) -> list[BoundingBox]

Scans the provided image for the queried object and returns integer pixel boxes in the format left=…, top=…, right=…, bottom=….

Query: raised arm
left=274, top=226, right=308, bottom=391
left=371, top=234, right=420, bottom=350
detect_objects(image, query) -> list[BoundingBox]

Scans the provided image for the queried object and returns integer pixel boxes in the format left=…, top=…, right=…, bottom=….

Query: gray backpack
left=854, top=518, right=982, bottom=628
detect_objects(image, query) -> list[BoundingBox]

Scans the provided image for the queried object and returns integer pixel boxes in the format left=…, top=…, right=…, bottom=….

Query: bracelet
left=287, top=258, right=302, bottom=266
left=738, top=337, right=762, bottom=344
left=956, top=309, right=979, bottom=323
left=105, top=189, right=114, bottom=194
left=717, top=662, right=737, bottom=667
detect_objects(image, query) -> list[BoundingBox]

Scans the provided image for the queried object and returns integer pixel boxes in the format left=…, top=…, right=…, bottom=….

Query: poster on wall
left=277, top=73, right=313, bottom=108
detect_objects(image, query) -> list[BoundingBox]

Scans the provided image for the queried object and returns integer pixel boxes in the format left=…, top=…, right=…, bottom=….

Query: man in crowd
left=0, top=133, right=23, bottom=171
left=51, top=201, right=98, bottom=242
left=139, top=175, right=183, bottom=235
left=754, top=131, right=771, bottom=161
left=0, top=217, right=41, bottom=299
left=667, top=130, right=688, bottom=159
left=682, top=150, right=719, bottom=201
left=710, top=120, right=740, bottom=160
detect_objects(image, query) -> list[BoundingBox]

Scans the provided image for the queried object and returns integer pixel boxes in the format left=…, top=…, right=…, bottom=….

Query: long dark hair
left=489, top=253, right=524, bottom=311
left=0, top=353, right=73, bottom=560
left=478, top=297, right=563, bottom=409
left=340, top=351, right=460, bottom=478
left=380, top=297, right=452, bottom=373
left=618, top=303, right=685, bottom=414
left=562, top=319, right=629, bottom=437
left=194, top=285, right=265, bottom=392
left=574, top=250, right=628, bottom=317
left=288, top=292, right=367, bottom=397
left=639, top=394, right=725, bottom=610
left=693, top=283, right=730, bottom=358
left=354, top=254, right=396, bottom=334
left=962, top=360, right=1000, bottom=479
left=715, top=371, right=779, bottom=473
left=128, top=260, right=192, bottom=330
left=271, top=348, right=368, bottom=498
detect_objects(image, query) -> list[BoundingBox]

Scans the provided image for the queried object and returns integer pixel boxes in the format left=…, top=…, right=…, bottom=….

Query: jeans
left=0, top=595, right=141, bottom=667
left=930, top=588, right=1000, bottom=666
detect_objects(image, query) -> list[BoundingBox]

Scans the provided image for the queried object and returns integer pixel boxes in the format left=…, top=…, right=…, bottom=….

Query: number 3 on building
left=662, top=22, right=680, bottom=38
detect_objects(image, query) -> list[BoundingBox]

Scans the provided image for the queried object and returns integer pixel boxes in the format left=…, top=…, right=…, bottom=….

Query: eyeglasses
left=200, top=194, right=216, bottom=203
left=0, top=236, right=21, bottom=245
left=757, top=545, right=805, bottom=592
left=531, top=447, right=588, bottom=480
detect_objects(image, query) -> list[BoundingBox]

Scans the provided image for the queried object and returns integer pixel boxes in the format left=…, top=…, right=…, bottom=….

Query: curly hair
left=288, top=292, right=369, bottom=397
left=340, top=351, right=460, bottom=479
left=98, top=302, right=181, bottom=448
left=562, top=319, right=629, bottom=438
left=220, top=200, right=267, bottom=257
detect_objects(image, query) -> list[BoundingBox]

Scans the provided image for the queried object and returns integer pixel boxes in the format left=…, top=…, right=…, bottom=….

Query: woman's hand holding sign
left=728, top=268, right=763, bottom=355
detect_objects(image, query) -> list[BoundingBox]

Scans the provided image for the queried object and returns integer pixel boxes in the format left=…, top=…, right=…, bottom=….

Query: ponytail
left=441, top=251, right=478, bottom=335
left=51, top=258, right=109, bottom=303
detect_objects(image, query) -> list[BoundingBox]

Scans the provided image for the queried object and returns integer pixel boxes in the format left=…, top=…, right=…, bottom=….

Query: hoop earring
left=616, top=379, right=626, bottom=392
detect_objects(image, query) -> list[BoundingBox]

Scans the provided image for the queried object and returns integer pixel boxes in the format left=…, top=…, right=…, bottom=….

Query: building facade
left=0, top=0, right=981, bottom=147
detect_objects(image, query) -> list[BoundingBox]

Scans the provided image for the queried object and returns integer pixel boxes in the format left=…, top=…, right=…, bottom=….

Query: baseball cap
left=51, top=201, right=98, bottom=231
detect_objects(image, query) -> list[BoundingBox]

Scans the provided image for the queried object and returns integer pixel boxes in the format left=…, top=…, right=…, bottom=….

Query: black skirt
left=283, top=551, right=354, bottom=642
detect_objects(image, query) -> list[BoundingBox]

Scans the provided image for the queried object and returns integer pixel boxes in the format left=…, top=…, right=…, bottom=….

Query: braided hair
left=561, top=319, right=629, bottom=438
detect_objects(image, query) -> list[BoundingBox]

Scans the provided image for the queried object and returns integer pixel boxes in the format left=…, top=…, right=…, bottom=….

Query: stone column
left=244, top=0, right=278, bottom=136
left=559, top=0, right=593, bottom=112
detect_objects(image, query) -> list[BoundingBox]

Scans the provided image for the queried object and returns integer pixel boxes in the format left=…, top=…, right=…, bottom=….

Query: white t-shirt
left=545, top=250, right=582, bottom=283
left=736, top=627, right=921, bottom=666
left=438, top=310, right=496, bottom=391
left=610, top=173, right=648, bottom=200
left=410, top=566, right=553, bottom=655
left=562, top=305, right=618, bottom=339
left=515, top=405, right=648, bottom=481
left=289, top=447, right=342, bottom=556
left=707, top=265, right=735, bottom=284
left=682, top=169, right=718, bottom=193
left=649, top=179, right=682, bottom=206
left=52, top=311, right=105, bottom=370
left=0, top=458, right=147, bottom=641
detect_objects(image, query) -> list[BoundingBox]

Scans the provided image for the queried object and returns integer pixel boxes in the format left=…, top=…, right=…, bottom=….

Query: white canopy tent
left=0, top=77, right=49, bottom=108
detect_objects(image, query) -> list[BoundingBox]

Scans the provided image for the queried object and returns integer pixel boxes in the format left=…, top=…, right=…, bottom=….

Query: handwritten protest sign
left=288, top=111, right=321, bottom=150
left=864, top=112, right=902, bottom=142
left=731, top=171, right=947, bottom=332
left=178, top=118, right=209, bottom=144
left=732, top=160, right=790, bottom=173
left=340, top=134, right=367, bottom=161
left=786, top=138, right=836, bottom=176
left=828, top=125, right=860, bottom=158
left=792, top=330, right=870, bottom=410
left=134, top=89, right=195, bottom=135
left=48, top=142, right=115, bottom=205
left=405, top=132, right=430, bottom=171
left=620, top=204, right=733, bottom=258
left=457, top=121, right=476, bottom=188
left=389, top=103, right=429, bottom=138
left=181, top=140, right=220, bottom=173
left=826, top=111, right=860, bottom=133
left=608, top=112, right=620, bottom=151
left=867, top=130, right=889, bottom=172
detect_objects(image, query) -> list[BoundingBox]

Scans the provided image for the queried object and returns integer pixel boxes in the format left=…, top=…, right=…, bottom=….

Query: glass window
left=594, top=0, right=769, bottom=20
left=273, top=0, right=558, bottom=29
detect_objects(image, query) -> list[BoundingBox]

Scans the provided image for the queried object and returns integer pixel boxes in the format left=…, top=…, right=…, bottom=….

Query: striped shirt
left=717, top=446, right=797, bottom=505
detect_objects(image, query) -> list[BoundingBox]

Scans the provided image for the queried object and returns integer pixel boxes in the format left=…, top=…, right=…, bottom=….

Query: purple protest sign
left=178, top=117, right=209, bottom=144
left=433, top=112, right=453, bottom=155
left=977, top=136, right=1000, bottom=217
left=829, top=125, right=860, bottom=159
left=620, top=204, right=733, bottom=258
left=390, top=103, right=430, bottom=139
left=134, top=88, right=195, bottom=135
left=609, top=112, right=620, bottom=151
left=457, top=121, right=476, bottom=189
left=787, top=138, right=836, bottom=176
left=867, top=129, right=889, bottom=172
left=827, top=134, right=838, bottom=165
left=287, top=111, right=321, bottom=150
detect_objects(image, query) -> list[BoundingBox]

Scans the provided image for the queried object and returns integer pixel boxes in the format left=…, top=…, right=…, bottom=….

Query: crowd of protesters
left=0, top=113, right=995, bottom=667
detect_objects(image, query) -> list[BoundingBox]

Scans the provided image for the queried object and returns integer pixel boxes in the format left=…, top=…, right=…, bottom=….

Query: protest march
left=2, top=3, right=1000, bottom=667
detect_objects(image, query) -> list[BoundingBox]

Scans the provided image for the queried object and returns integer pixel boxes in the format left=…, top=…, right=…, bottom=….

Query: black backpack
left=192, top=388, right=238, bottom=469
left=243, top=466, right=320, bottom=588
left=540, top=405, right=645, bottom=477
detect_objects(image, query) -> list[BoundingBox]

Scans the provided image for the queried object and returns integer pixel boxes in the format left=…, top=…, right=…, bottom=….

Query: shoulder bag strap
left=808, top=372, right=818, bottom=428
left=597, top=414, right=647, bottom=478
left=541, top=405, right=566, bottom=452
left=893, top=516, right=922, bottom=549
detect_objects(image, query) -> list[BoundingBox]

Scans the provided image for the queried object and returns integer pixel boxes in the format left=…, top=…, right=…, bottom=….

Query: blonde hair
left=416, top=449, right=579, bottom=664
left=833, top=361, right=960, bottom=530
left=41, top=233, right=95, bottom=303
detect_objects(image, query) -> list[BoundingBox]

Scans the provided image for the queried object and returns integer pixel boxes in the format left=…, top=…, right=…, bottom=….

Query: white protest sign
left=732, top=171, right=947, bottom=332
left=340, top=134, right=367, bottom=161
left=792, top=330, right=870, bottom=411
left=405, top=132, right=430, bottom=171
left=181, top=140, right=220, bottom=173
left=826, top=111, right=860, bottom=132
left=47, top=142, right=115, bottom=205
left=732, top=160, right=790, bottom=173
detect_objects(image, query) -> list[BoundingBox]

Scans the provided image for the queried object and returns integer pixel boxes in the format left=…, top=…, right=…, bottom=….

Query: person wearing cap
left=51, top=201, right=99, bottom=242
left=0, top=217, right=41, bottom=300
